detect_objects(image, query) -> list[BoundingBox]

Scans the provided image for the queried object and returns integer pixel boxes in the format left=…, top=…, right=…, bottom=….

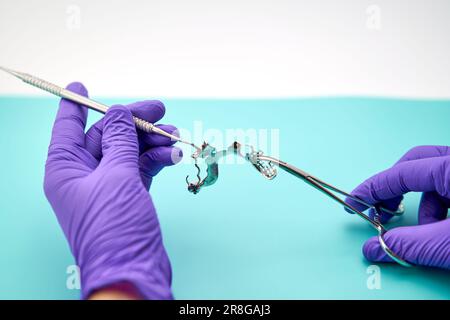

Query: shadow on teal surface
left=0, top=96, right=449, bottom=299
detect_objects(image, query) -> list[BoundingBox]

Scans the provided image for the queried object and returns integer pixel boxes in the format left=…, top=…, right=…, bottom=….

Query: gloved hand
left=44, top=82, right=183, bottom=299
left=345, top=145, right=450, bottom=270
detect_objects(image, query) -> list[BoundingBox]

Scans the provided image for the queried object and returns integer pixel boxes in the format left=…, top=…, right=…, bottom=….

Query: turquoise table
left=0, top=96, right=449, bottom=299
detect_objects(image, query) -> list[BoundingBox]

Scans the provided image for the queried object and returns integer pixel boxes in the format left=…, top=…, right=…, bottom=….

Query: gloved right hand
left=345, top=146, right=450, bottom=270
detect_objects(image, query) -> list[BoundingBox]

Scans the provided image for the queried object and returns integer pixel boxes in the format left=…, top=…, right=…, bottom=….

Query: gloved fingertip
left=362, top=236, right=381, bottom=261
left=171, top=147, right=183, bottom=165
left=126, top=100, right=167, bottom=123
left=152, top=100, right=166, bottom=116
left=143, top=124, right=180, bottom=146
left=362, top=236, right=393, bottom=263
left=140, top=146, right=182, bottom=168
left=171, top=127, right=180, bottom=139
left=66, top=82, right=88, bottom=96
left=157, top=124, right=180, bottom=138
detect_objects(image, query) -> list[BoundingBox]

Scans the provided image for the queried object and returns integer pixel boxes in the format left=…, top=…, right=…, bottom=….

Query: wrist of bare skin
left=89, top=281, right=143, bottom=300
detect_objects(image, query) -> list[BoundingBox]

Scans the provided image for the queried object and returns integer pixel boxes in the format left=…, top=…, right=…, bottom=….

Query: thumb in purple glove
left=364, top=218, right=450, bottom=268
left=44, top=82, right=179, bottom=299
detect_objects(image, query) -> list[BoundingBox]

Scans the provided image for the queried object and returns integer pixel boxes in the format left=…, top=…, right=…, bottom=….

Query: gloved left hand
left=44, top=82, right=182, bottom=299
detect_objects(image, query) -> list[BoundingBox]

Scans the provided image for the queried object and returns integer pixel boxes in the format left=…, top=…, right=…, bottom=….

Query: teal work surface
left=0, top=96, right=449, bottom=299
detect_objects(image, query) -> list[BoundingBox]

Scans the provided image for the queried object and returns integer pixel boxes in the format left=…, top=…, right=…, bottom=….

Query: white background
left=0, top=0, right=449, bottom=98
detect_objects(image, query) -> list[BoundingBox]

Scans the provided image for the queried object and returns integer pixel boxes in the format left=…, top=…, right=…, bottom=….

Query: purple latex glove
left=345, top=145, right=450, bottom=269
left=44, top=82, right=183, bottom=299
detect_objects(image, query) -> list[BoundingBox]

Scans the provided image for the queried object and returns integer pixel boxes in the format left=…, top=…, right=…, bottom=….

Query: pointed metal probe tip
left=0, top=66, right=23, bottom=79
